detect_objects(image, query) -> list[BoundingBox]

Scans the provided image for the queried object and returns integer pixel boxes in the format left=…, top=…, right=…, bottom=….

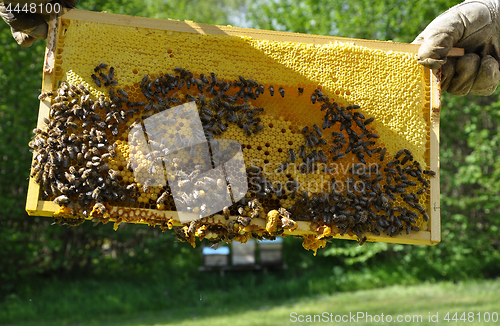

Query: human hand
left=413, top=0, right=500, bottom=96
left=0, top=0, right=78, bottom=47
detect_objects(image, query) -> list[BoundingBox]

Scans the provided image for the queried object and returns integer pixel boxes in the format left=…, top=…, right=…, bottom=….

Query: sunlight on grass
left=78, top=279, right=500, bottom=326
left=3, top=278, right=500, bottom=326
left=138, top=280, right=500, bottom=326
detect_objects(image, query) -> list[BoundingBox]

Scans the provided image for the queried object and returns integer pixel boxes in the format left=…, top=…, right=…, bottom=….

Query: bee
left=288, top=148, right=296, bottom=163
left=108, top=67, right=115, bottom=80
left=187, top=220, right=199, bottom=235
left=237, top=215, right=251, bottom=226
left=422, top=211, right=429, bottom=222
left=38, top=91, right=54, bottom=100
left=199, top=203, right=208, bottom=215
left=155, top=191, right=169, bottom=206
left=332, top=153, right=345, bottom=161
left=276, top=161, right=288, bottom=173
left=174, top=170, right=188, bottom=181
left=253, top=125, right=265, bottom=134
left=276, top=86, right=285, bottom=97
left=198, top=73, right=209, bottom=84
left=358, top=236, right=368, bottom=246
left=304, top=134, right=313, bottom=148
left=223, top=206, right=230, bottom=220
left=379, top=148, right=386, bottom=162
left=117, top=88, right=128, bottom=98
left=66, top=121, right=78, bottom=129
left=298, top=87, right=304, bottom=94
left=107, top=144, right=117, bottom=158
left=91, top=187, right=102, bottom=200
left=387, top=160, right=400, bottom=167
left=314, top=89, right=324, bottom=97
left=318, top=150, right=327, bottom=163
left=53, top=195, right=70, bottom=206
left=394, top=149, right=405, bottom=159
left=353, top=117, right=366, bottom=129
left=178, top=179, right=191, bottom=188
left=250, top=209, right=260, bottom=219
left=94, top=62, right=108, bottom=73
left=313, top=124, right=322, bottom=137
left=310, top=93, right=317, bottom=104
left=125, top=182, right=137, bottom=195
left=353, top=111, right=365, bottom=119
left=80, top=85, right=91, bottom=96
left=64, top=171, right=77, bottom=185
left=302, top=126, right=309, bottom=134
left=93, top=202, right=106, bottom=214
left=76, top=152, right=84, bottom=166
left=268, top=85, right=275, bottom=96
left=220, top=81, right=231, bottom=92
left=364, top=117, right=375, bottom=125
left=329, top=144, right=342, bottom=154
left=91, top=74, right=101, bottom=87
left=68, top=84, right=80, bottom=96
left=51, top=102, right=66, bottom=110
left=423, top=170, right=436, bottom=176
left=99, top=72, right=111, bottom=86
left=216, top=178, right=226, bottom=190
left=400, top=155, right=410, bottom=165
left=108, top=169, right=119, bottom=180
left=248, top=198, right=259, bottom=210
left=238, top=75, right=247, bottom=85
left=143, top=179, right=154, bottom=193
left=243, top=124, right=251, bottom=136
left=309, top=132, right=319, bottom=145
left=139, top=75, right=150, bottom=89
left=416, top=188, right=427, bottom=195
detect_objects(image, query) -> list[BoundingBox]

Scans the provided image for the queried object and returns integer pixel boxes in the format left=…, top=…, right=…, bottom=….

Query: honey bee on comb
left=29, top=15, right=437, bottom=253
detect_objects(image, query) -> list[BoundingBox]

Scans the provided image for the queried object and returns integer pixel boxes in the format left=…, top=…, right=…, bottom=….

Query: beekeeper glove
left=0, top=0, right=77, bottom=47
left=413, top=0, right=500, bottom=96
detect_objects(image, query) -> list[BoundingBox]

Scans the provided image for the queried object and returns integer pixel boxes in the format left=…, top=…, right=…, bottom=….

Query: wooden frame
left=26, top=9, right=461, bottom=246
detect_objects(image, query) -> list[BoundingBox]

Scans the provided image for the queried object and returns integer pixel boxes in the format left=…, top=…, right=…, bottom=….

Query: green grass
left=2, top=273, right=500, bottom=326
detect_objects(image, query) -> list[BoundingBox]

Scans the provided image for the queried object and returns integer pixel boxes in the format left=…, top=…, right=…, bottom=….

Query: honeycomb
left=29, top=13, right=437, bottom=254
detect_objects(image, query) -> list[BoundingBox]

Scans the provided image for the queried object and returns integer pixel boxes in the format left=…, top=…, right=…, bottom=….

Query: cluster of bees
left=31, top=63, right=137, bottom=226
left=30, top=63, right=435, bottom=249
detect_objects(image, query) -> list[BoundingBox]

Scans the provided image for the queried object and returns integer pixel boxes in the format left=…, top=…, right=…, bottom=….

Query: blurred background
left=2, top=0, right=500, bottom=325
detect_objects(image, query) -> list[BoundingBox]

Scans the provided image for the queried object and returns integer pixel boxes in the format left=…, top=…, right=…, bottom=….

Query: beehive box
left=26, top=9, right=460, bottom=253
left=259, top=238, right=283, bottom=265
left=202, top=246, right=230, bottom=267
left=232, top=240, right=256, bottom=266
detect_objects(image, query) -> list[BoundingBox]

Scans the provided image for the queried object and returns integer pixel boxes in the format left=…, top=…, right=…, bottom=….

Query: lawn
left=2, top=276, right=499, bottom=326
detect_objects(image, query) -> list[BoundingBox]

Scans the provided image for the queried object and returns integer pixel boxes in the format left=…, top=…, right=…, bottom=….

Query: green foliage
left=411, top=92, right=500, bottom=279
left=0, top=20, right=46, bottom=293
left=323, top=242, right=389, bottom=265
left=78, top=0, right=245, bottom=25
left=245, top=0, right=459, bottom=42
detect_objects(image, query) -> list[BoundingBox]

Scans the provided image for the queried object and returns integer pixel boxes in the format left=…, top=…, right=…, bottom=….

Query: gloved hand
left=0, top=0, right=78, bottom=47
left=413, top=0, right=500, bottom=96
